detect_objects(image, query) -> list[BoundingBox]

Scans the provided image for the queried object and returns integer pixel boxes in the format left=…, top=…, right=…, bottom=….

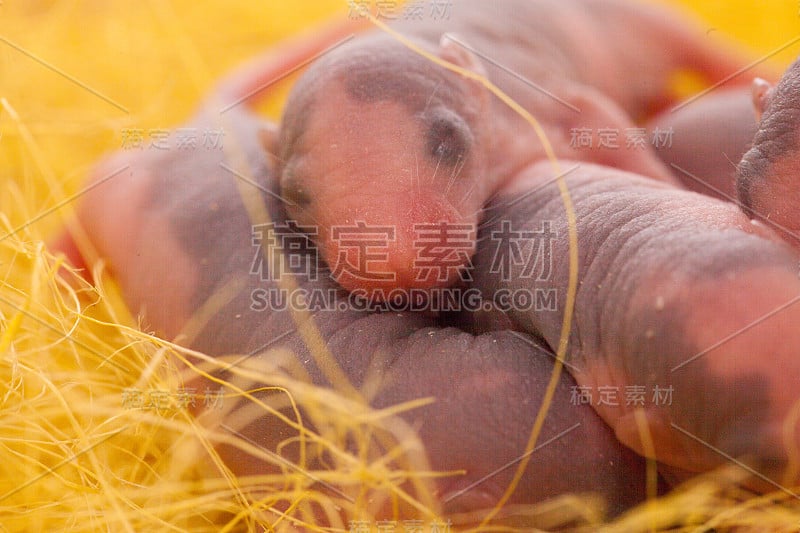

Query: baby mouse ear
left=438, top=33, right=487, bottom=79
left=437, top=33, right=490, bottom=116
left=751, top=78, right=775, bottom=123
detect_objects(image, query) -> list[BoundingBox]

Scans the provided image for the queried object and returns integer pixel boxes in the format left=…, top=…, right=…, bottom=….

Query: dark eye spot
left=426, top=114, right=471, bottom=166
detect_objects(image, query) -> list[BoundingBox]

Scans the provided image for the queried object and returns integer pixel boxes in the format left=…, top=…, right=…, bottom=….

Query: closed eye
left=425, top=111, right=472, bottom=167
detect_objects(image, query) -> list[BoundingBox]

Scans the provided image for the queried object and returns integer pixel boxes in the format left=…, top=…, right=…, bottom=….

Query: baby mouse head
left=737, top=60, right=800, bottom=238
left=269, top=33, right=492, bottom=296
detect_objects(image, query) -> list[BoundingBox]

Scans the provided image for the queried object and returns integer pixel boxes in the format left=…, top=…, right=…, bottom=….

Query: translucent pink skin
left=737, top=58, right=800, bottom=251
left=646, top=87, right=760, bottom=202
left=654, top=59, right=800, bottom=255
left=56, top=126, right=649, bottom=525
left=51, top=4, right=800, bottom=518
left=462, top=157, right=800, bottom=489
left=50, top=25, right=648, bottom=522
left=274, top=0, right=768, bottom=296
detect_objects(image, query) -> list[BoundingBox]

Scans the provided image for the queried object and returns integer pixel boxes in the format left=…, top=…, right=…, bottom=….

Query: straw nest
left=1, top=1, right=799, bottom=531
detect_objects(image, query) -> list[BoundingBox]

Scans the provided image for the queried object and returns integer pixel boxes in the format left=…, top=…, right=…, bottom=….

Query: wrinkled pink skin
left=647, top=66, right=800, bottom=248
left=461, top=154, right=800, bottom=489
left=737, top=62, right=800, bottom=249
left=455, top=62, right=800, bottom=488
left=273, top=0, right=767, bottom=296
left=53, top=5, right=800, bottom=521
left=51, top=23, right=648, bottom=524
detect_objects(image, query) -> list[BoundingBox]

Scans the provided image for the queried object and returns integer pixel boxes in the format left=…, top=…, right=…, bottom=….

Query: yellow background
left=0, top=1, right=799, bottom=531
left=0, top=1, right=798, bottom=235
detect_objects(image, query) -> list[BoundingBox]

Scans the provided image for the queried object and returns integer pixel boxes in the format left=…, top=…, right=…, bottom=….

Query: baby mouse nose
left=320, top=193, right=474, bottom=296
